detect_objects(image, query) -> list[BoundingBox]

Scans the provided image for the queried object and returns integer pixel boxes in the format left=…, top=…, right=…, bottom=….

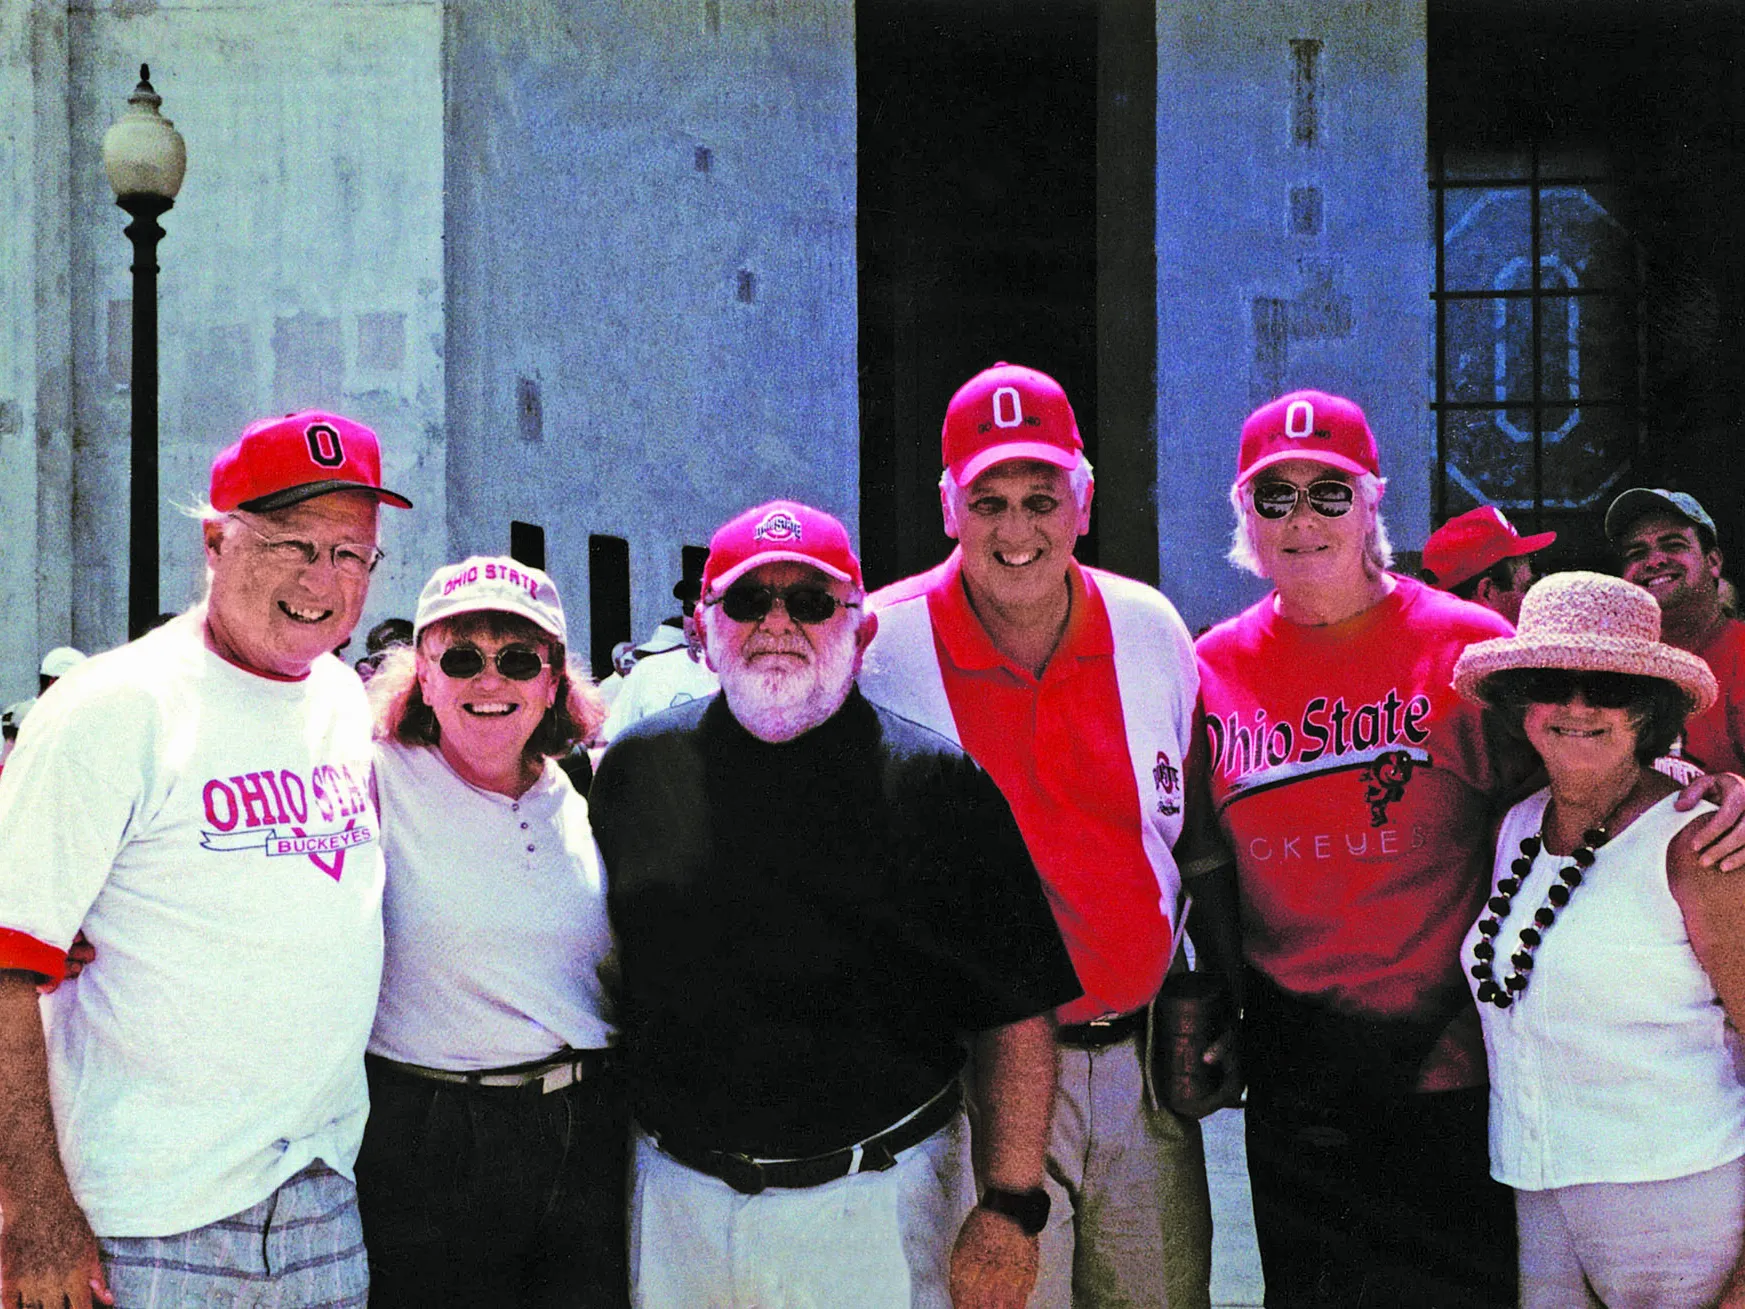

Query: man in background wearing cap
left=1421, top=505, right=1556, bottom=624
left=598, top=567, right=718, bottom=744
left=0, top=410, right=409, bottom=1308
left=859, top=363, right=1218, bottom=1309
left=38, top=647, right=87, bottom=695
left=591, top=499, right=1079, bottom=1308
left=1608, top=488, right=1745, bottom=778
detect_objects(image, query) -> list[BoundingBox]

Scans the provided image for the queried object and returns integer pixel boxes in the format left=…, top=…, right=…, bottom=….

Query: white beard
left=714, top=622, right=858, bottom=743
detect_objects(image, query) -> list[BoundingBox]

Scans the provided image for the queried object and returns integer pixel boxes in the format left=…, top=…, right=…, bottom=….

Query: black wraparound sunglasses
left=436, top=644, right=549, bottom=681
left=708, top=585, right=858, bottom=625
left=1513, top=669, right=1648, bottom=710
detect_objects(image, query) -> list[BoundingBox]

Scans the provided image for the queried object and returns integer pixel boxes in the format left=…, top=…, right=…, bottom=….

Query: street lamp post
left=102, top=64, right=186, bottom=640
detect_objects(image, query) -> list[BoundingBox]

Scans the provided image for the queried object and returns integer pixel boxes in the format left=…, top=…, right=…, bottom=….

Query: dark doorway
left=858, top=0, right=1105, bottom=590
left=1428, top=0, right=1745, bottom=574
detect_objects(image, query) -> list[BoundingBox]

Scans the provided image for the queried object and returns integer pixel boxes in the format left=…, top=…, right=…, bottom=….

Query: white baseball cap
left=39, top=647, right=86, bottom=679
left=413, top=556, right=566, bottom=644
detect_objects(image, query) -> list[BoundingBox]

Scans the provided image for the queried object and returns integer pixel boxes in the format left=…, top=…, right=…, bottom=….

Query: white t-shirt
left=0, top=614, right=384, bottom=1236
left=369, top=741, right=615, bottom=1067
left=600, top=647, right=719, bottom=743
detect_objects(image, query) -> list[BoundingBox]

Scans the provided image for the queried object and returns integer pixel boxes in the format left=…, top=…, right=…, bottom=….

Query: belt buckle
left=540, top=1060, right=579, bottom=1094
left=717, top=1152, right=767, bottom=1196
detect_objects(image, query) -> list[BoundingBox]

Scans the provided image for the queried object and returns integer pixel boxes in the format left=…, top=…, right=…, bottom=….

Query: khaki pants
left=1031, top=1039, right=1211, bottom=1309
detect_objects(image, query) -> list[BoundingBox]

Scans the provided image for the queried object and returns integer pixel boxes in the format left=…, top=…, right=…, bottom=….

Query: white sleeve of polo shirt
left=0, top=666, right=161, bottom=957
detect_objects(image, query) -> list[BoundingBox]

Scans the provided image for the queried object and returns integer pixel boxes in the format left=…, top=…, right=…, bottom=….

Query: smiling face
left=1618, top=512, right=1722, bottom=618
left=1523, top=690, right=1641, bottom=781
left=415, top=613, right=558, bottom=783
left=943, top=459, right=1091, bottom=614
left=701, top=561, right=873, bottom=742
left=1243, top=459, right=1372, bottom=589
left=203, top=490, right=379, bottom=678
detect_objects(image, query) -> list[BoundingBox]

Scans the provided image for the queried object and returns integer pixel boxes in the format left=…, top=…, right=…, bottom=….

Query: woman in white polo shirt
left=1454, top=572, right=1745, bottom=1308
left=356, top=556, right=624, bottom=1307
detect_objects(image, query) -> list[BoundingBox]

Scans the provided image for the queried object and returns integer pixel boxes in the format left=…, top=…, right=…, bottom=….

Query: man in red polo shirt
left=1421, top=505, right=1556, bottom=624
left=860, top=362, right=1222, bottom=1309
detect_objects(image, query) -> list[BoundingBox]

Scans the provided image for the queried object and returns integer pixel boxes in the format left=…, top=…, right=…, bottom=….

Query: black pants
left=1246, top=1079, right=1515, bottom=1308
left=355, top=1054, right=631, bottom=1308
left=1238, top=971, right=1516, bottom=1309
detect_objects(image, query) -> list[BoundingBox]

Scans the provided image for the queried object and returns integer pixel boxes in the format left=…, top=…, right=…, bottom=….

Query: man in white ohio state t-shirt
left=0, top=411, right=411, bottom=1309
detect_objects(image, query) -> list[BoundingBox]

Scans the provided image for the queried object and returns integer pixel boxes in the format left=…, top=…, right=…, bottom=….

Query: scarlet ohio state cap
left=700, top=501, right=863, bottom=597
left=1422, top=506, right=1557, bottom=591
left=1238, top=390, right=1380, bottom=485
left=209, top=411, right=413, bottom=513
left=942, top=362, right=1084, bottom=485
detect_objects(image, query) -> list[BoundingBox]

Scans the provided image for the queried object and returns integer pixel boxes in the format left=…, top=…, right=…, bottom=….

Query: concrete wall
left=62, top=0, right=448, bottom=658
left=444, top=0, right=859, bottom=653
left=0, top=2, right=75, bottom=706
left=1154, top=0, right=1432, bottom=631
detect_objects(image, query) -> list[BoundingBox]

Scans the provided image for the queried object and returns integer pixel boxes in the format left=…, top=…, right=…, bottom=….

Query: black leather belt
left=1058, top=1008, right=1146, bottom=1049
left=648, top=1078, right=963, bottom=1195
left=369, top=1048, right=609, bottom=1094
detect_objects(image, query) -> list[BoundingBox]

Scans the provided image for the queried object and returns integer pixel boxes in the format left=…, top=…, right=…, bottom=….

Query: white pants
left=1030, top=1039, right=1211, bottom=1309
left=629, top=1113, right=976, bottom=1308
left=1517, top=1156, right=1745, bottom=1308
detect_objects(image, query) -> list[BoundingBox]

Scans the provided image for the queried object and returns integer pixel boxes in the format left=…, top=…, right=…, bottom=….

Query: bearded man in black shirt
left=591, top=500, right=1080, bottom=1309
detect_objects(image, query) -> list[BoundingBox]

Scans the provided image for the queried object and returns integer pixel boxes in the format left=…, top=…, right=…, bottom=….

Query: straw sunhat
left=1452, top=570, right=1717, bottom=714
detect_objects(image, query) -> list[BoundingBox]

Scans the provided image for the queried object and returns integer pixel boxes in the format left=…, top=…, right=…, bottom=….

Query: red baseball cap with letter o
left=700, top=500, right=863, bottom=598
left=210, top=410, right=413, bottom=513
left=942, top=362, right=1084, bottom=485
left=1422, top=506, right=1556, bottom=591
left=1238, top=390, right=1380, bottom=485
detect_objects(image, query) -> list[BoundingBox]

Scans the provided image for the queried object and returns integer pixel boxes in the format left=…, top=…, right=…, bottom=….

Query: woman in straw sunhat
left=1453, top=571, right=1745, bottom=1307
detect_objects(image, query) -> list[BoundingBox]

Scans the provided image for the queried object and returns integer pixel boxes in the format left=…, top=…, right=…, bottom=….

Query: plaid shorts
left=98, top=1163, right=368, bottom=1309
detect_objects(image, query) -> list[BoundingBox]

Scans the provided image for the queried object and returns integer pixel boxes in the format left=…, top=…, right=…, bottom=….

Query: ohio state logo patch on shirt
left=1152, top=750, right=1181, bottom=817
left=197, top=761, right=377, bottom=881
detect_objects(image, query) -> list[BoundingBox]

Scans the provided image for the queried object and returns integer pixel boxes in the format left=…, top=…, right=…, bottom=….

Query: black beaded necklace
left=1471, top=787, right=1637, bottom=1009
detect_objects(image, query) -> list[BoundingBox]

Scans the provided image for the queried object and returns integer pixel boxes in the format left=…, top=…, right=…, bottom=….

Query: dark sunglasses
left=1514, top=669, right=1647, bottom=710
left=436, top=644, right=549, bottom=681
left=1250, top=479, right=1356, bottom=520
left=711, top=585, right=859, bottom=625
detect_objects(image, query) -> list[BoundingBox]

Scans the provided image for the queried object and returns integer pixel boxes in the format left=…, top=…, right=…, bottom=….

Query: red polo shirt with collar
left=883, top=551, right=1173, bottom=1025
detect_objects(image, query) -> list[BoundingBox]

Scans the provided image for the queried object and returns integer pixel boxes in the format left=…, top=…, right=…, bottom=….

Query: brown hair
left=369, top=611, right=604, bottom=760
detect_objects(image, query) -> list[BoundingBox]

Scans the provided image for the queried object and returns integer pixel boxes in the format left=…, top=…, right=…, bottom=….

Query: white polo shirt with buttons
left=368, top=740, right=615, bottom=1068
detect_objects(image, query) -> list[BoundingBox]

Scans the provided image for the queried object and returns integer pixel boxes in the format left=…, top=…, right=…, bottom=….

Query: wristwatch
left=978, top=1185, right=1051, bottom=1235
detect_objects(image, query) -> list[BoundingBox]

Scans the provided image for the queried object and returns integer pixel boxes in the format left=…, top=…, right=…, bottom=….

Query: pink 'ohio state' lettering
left=203, top=779, right=239, bottom=831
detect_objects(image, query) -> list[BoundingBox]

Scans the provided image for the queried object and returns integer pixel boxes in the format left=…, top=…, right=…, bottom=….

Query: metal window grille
left=1431, top=145, right=1646, bottom=561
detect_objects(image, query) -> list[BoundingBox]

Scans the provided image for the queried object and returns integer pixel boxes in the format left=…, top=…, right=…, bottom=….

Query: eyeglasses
left=708, top=585, right=859, bottom=625
left=436, top=644, right=549, bottom=681
left=228, top=515, right=384, bottom=577
left=1249, top=479, right=1356, bottom=520
left=1513, top=669, right=1648, bottom=710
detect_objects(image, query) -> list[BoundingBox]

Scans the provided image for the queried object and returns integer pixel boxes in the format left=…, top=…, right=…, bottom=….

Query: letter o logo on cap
left=991, top=386, right=1024, bottom=429
left=305, top=422, right=346, bottom=468
left=1284, top=400, right=1315, bottom=440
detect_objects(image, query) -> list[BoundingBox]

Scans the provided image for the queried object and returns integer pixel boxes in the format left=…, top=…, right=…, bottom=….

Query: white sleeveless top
left=1465, top=788, right=1745, bottom=1189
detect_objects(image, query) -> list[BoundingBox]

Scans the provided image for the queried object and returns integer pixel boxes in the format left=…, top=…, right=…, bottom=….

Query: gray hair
left=1226, top=471, right=1393, bottom=577
left=939, top=453, right=1095, bottom=513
